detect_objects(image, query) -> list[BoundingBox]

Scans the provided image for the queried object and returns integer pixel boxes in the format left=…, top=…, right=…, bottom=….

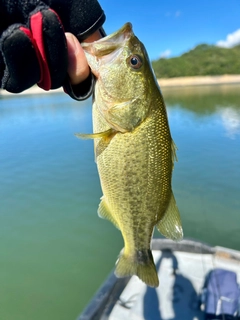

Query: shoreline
left=1, top=74, right=240, bottom=97
left=158, top=74, right=240, bottom=87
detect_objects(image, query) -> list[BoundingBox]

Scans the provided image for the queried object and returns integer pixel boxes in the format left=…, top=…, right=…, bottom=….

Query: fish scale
left=78, top=23, right=183, bottom=287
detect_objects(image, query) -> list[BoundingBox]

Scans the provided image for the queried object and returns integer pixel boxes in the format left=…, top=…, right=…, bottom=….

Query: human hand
left=0, top=0, right=105, bottom=99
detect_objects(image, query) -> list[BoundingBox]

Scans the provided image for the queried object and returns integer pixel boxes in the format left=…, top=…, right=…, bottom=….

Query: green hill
left=152, top=44, right=240, bottom=78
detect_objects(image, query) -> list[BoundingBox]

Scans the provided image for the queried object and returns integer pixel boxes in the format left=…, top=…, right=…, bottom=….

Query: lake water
left=0, top=84, right=240, bottom=320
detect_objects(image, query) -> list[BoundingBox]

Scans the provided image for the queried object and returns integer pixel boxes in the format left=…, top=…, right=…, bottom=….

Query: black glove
left=0, top=0, right=105, bottom=99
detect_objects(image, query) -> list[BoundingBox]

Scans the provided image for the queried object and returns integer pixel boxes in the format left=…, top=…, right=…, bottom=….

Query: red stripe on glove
left=30, top=11, right=51, bottom=90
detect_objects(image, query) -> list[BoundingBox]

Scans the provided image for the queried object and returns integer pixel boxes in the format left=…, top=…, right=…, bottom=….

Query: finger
left=29, top=8, right=68, bottom=90
left=0, top=24, right=41, bottom=92
left=65, top=32, right=90, bottom=85
left=66, top=30, right=103, bottom=85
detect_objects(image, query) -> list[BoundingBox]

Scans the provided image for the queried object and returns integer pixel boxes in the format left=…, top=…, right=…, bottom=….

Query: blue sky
left=99, top=0, right=240, bottom=60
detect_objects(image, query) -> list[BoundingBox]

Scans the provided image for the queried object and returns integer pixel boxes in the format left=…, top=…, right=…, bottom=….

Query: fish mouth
left=82, top=22, right=133, bottom=57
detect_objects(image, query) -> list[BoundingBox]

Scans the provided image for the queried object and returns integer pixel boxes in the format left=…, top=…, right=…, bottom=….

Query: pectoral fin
left=156, top=192, right=183, bottom=241
left=98, top=197, right=119, bottom=229
left=75, top=128, right=114, bottom=140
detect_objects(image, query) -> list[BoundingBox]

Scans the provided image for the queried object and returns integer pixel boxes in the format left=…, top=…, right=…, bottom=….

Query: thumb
left=65, top=33, right=90, bottom=85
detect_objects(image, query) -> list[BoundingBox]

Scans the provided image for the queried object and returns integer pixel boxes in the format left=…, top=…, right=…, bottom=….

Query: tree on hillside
left=152, top=44, right=240, bottom=78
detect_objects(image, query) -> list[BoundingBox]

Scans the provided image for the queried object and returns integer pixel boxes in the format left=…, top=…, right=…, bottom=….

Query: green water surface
left=0, top=85, right=239, bottom=319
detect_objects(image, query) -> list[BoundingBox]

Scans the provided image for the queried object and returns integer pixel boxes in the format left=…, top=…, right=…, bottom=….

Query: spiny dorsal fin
left=156, top=192, right=183, bottom=241
left=98, top=197, right=119, bottom=229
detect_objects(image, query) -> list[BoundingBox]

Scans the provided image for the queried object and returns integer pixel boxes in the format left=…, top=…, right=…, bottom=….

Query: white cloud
left=165, top=11, right=181, bottom=18
left=219, top=107, right=240, bottom=139
left=160, top=49, right=171, bottom=58
left=216, top=29, right=240, bottom=48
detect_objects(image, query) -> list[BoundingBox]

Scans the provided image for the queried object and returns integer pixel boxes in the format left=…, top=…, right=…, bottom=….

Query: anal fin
left=156, top=192, right=183, bottom=241
left=98, top=197, right=119, bottom=229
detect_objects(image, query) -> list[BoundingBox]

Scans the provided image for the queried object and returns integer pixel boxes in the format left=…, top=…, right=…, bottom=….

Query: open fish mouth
left=82, top=23, right=133, bottom=57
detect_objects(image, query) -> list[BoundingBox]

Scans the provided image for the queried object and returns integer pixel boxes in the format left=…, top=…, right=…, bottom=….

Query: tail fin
left=114, top=249, right=159, bottom=287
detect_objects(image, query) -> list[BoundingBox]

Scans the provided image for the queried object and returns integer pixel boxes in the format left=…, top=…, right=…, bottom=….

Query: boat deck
left=78, top=239, right=240, bottom=320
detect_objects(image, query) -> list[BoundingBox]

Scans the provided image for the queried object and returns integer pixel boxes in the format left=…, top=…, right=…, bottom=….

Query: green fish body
left=79, top=23, right=183, bottom=287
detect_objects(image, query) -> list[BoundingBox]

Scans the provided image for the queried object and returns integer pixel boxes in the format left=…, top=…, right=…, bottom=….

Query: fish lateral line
left=75, top=128, right=116, bottom=140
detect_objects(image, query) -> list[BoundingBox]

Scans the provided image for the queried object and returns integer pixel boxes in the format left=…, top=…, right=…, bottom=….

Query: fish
left=76, top=23, right=183, bottom=287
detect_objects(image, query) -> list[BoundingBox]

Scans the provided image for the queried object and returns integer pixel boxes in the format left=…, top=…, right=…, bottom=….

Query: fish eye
left=129, top=55, right=142, bottom=69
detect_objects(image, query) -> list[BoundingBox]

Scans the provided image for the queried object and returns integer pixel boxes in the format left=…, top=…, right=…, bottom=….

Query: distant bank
left=1, top=74, right=240, bottom=97
left=158, top=74, right=240, bottom=87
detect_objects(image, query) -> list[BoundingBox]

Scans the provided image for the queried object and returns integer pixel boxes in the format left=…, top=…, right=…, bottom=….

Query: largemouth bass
left=77, top=23, right=183, bottom=287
